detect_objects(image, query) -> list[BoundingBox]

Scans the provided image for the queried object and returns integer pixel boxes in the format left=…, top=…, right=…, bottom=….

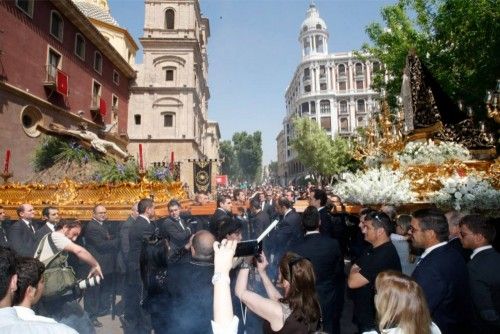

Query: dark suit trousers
left=84, top=273, right=112, bottom=318
left=123, top=270, right=150, bottom=334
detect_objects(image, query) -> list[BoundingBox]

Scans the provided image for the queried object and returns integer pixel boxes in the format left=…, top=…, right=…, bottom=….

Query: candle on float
left=139, top=144, right=144, bottom=171
left=4, top=149, right=11, bottom=174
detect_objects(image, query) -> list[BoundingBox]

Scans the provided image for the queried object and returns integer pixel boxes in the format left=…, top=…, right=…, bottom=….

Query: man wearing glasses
left=83, top=204, right=119, bottom=327
left=347, top=211, right=401, bottom=333
left=410, top=208, right=471, bottom=334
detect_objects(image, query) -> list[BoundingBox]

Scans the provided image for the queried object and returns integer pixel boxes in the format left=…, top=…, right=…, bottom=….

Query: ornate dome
left=300, top=4, right=327, bottom=32
left=73, top=0, right=119, bottom=26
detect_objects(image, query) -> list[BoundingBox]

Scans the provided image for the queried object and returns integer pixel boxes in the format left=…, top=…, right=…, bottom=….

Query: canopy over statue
left=401, top=51, right=496, bottom=154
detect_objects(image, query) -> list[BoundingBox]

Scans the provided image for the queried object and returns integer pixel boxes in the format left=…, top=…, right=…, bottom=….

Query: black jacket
left=412, top=243, right=472, bottom=334
left=128, top=216, right=155, bottom=272
left=468, top=247, right=500, bottom=333
left=34, top=223, right=53, bottom=247
left=83, top=219, right=119, bottom=275
left=7, top=220, right=36, bottom=257
left=209, top=208, right=231, bottom=238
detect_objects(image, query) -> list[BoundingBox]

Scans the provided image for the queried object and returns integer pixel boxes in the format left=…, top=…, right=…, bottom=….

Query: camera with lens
left=76, top=276, right=101, bottom=291
left=55, top=276, right=102, bottom=301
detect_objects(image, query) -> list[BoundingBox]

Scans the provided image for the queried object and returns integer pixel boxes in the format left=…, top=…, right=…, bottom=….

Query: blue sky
left=108, top=0, right=395, bottom=164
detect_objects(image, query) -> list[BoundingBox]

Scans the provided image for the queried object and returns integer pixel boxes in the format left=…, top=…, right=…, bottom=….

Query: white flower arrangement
left=430, top=174, right=500, bottom=213
left=333, top=167, right=417, bottom=205
left=397, top=140, right=470, bottom=165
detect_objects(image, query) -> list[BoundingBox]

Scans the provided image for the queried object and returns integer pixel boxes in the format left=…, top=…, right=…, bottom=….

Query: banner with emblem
left=193, top=160, right=211, bottom=193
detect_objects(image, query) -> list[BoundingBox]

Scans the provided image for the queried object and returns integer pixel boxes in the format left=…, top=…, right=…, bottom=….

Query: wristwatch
left=211, top=272, right=230, bottom=285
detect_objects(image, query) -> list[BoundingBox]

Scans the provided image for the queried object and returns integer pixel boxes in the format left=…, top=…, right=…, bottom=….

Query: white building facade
left=279, top=4, right=381, bottom=184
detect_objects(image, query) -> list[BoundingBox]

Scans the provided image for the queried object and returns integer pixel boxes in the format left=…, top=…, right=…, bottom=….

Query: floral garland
left=429, top=174, right=500, bottom=214
left=397, top=140, right=470, bottom=165
left=333, top=167, right=416, bottom=205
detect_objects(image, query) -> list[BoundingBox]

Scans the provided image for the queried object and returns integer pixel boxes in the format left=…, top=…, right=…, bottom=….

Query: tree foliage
left=232, top=131, right=263, bottom=184
left=363, top=0, right=499, bottom=112
left=291, top=118, right=360, bottom=184
left=219, top=140, right=237, bottom=178
left=218, top=132, right=263, bottom=184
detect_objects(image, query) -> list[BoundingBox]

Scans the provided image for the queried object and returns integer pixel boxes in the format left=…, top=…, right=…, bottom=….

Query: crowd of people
left=0, top=184, right=498, bottom=334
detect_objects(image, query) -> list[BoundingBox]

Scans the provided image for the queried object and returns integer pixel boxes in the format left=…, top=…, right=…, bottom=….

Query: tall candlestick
left=4, top=149, right=11, bottom=174
left=139, top=144, right=144, bottom=171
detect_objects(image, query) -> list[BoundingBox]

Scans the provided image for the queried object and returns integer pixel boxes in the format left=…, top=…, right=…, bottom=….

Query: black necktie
left=28, top=222, right=35, bottom=233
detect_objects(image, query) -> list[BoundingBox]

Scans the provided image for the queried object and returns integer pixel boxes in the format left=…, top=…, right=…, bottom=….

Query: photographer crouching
left=34, top=219, right=103, bottom=334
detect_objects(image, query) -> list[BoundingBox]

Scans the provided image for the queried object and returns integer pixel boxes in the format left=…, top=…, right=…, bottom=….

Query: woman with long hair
left=235, top=251, right=321, bottom=333
left=363, top=270, right=441, bottom=334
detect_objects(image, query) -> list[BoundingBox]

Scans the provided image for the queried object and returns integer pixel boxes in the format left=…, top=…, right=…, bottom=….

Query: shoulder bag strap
left=34, top=234, right=49, bottom=260
left=38, top=233, right=65, bottom=268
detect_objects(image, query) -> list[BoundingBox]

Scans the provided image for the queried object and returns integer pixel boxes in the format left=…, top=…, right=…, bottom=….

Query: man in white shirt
left=12, top=257, right=77, bottom=333
left=35, top=220, right=101, bottom=334
left=35, top=206, right=60, bottom=246
left=0, top=247, right=77, bottom=333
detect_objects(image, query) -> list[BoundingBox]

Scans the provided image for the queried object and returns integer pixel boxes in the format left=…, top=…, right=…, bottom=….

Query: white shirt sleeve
left=50, top=232, right=72, bottom=252
left=211, top=316, right=239, bottom=334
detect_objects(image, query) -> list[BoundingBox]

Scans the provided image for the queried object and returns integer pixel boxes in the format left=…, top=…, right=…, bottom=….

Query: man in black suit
left=264, top=190, right=278, bottom=221
left=7, top=203, right=36, bottom=257
left=210, top=195, right=232, bottom=238
left=446, top=210, right=472, bottom=261
left=117, top=203, right=138, bottom=276
left=410, top=208, right=471, bottom=334
left=34, top=206, right=60, bottom=246
left=311, top=189, right=348, bottom=256
left=0, top=206, right=9, bottom=248
left=123, top=198, right=155, bottom=334
left=159, top=199, right=192, bottom=263
left=459, top=215, right=500, bottom=333
left=291, top=206, right=344, bottom=334
left=83, top=204, right=119, bottom=327
left=269, top=197, right=302, bottom=276
left=248, top=197, right=270, bottom=239
left=348, top=211, right=401, bottom=333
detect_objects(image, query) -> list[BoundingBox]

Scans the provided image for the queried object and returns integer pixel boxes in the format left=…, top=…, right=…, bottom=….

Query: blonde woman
left=364, top=271, right=441, bottom=334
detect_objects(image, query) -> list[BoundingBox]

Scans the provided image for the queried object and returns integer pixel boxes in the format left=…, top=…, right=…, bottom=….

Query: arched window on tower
left=303, top=37, right=311, bottom=56
left=165, top=9, right=175, bottom=30
left=320, top=100, right=330, bottom=114
left=315, top=36, right=324, bottom=53
left=316, top=24, right=322, bottom=30
left=338, top=64, right=346, bottom=77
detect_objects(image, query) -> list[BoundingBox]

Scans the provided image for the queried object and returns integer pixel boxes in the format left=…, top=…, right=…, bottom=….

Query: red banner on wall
left=216, top=175, right=228, bottom=186
left=56, top=70, right=69, bottom=96
left=99, top=98, right=107, bottom=116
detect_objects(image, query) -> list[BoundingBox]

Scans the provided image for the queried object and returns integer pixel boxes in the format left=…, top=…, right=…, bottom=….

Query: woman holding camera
left=235, top=251, right=321, bottom=333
